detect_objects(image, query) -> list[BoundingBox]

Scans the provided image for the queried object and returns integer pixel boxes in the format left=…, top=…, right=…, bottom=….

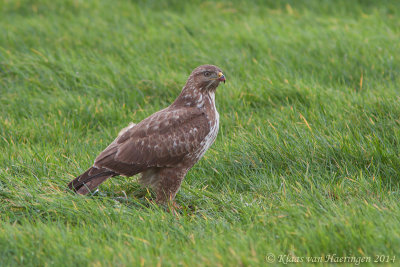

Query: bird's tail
left=68, top=167, right=116, bottom=195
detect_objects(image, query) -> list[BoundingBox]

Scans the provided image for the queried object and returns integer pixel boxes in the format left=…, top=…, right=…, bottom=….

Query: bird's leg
left=154, top=168, right=185, bottom=209
left=155, top=187, right=182, bottom=208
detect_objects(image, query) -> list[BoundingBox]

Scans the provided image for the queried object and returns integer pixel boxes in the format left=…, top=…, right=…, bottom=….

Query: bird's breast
left=191, top=92, right=219, bottom=161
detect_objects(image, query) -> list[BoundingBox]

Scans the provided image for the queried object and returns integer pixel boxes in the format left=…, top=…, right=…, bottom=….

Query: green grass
left=1, top=0, right=400, bottom=265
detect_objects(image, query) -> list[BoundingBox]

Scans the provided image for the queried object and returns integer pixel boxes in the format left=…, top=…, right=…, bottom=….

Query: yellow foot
left=154, top=199, right=181, bottom=215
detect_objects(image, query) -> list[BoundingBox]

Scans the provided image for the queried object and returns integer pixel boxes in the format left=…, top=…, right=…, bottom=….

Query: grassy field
left=1, top=0, right=400, bottom=265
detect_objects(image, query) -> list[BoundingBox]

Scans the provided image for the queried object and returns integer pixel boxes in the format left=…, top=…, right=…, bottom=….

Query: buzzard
left=68, top=65, right=225, bottom=204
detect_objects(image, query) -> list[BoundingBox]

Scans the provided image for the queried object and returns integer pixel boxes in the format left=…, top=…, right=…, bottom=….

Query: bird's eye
left=204, top=71, right=211, bottom=77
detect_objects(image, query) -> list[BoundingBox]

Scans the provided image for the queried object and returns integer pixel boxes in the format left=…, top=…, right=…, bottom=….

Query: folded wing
left=93, top=107, right=210, bottom=176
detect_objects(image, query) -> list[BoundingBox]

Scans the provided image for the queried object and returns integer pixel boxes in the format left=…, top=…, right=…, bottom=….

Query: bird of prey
left=68, top=65, right=226, bottom=204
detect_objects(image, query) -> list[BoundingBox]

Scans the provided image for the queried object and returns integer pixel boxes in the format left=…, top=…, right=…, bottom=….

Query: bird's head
left=188, top=64, right=226, bottom=92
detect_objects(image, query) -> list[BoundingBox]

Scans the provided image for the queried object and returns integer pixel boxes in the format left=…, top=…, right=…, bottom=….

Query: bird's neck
left=171, top=84, right=216, bottom=109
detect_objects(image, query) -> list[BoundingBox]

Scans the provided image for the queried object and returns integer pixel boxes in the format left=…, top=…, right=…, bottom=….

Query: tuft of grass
left=1, top=0, right=400, bottom=265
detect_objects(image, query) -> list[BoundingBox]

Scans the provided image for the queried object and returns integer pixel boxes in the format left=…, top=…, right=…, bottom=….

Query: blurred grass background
left=1, top=0, right=400, bottom=266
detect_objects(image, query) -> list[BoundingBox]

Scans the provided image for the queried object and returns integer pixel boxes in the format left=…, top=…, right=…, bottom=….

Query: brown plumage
left=68, top=65, right=225, bottom=204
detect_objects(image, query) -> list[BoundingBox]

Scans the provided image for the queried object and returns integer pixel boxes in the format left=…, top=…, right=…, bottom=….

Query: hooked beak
left=218, top=72, right=226, bottom=84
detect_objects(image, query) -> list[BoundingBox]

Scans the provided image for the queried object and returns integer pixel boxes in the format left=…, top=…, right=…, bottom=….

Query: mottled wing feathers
left=93, top=107, right=210, bottom=176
